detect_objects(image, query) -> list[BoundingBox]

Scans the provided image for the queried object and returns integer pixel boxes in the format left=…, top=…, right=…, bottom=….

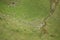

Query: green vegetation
left=0, top=0, right=60, bottom=40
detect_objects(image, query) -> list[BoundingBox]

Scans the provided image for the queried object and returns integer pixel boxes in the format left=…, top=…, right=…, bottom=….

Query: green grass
left=45, top=1, right=60, bottom=40
left=0, top=0, right=50, bottom=21
left=0, top=0, right=60, bottom=40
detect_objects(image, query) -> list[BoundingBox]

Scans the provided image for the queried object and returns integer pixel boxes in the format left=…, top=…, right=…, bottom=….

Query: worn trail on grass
left=38, top=0, right=60, bottom=39
left=39, top=0, right=59, bottom=29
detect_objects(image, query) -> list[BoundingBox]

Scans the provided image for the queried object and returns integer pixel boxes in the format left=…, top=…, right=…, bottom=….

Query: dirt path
left=39, top=0, right=60, bottom=36
left=39, top=0, right=60, bottom=28
left=50, top=0, right=59, bottom=15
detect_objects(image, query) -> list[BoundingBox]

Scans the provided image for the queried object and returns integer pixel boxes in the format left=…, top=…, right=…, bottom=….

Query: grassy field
left=0, top=0, right=60, bottom=40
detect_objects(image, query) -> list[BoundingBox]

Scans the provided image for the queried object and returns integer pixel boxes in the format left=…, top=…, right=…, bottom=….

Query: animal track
left=39, top=0, right=60, bottom=37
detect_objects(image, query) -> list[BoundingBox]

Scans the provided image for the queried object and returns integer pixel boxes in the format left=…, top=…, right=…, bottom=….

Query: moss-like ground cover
left=0, top=0, right=60, bottom=40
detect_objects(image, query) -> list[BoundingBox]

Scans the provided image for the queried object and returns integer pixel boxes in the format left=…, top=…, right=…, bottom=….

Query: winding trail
left=39, top=0, right=60, bottom=28
left=0, top=0, right=59, bottom=29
